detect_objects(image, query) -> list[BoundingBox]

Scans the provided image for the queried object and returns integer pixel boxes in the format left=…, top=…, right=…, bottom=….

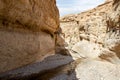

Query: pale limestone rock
left=60, top=1, right=112, bottom=50
left=72, top=40, right=102, bottom=59
left=75, top=60, right=120, bottom=80
left=60, top=0, right=120, bottom=62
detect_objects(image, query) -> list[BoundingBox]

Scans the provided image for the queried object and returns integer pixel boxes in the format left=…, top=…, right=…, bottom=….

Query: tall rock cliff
left=0, top=0, right=60, bottom=73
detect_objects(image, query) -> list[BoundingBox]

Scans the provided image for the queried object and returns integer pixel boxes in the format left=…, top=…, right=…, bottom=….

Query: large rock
left=75, top=60, right=120, bottom=80
left=0, top=54, right=74, bottom=80
left=0, top=0, right=59, bottom=73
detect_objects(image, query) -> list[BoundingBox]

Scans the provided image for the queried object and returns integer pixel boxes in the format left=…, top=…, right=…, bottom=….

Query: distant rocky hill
left=60, top=0, right=120, bottom=61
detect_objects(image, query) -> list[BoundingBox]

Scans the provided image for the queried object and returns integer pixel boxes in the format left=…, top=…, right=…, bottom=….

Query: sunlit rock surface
left=60, top=0, right=120, bottom=62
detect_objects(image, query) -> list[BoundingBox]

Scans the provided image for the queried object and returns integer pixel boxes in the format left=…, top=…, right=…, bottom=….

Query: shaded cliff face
left=0, top=0, right=59, bottom=73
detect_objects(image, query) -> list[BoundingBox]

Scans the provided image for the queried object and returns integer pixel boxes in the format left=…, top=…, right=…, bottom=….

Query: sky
left=56, top=0, right=105, bottom=16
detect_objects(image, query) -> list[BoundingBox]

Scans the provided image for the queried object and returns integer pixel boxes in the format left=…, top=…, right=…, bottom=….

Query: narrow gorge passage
left=0, top=0, right=120, bottom=80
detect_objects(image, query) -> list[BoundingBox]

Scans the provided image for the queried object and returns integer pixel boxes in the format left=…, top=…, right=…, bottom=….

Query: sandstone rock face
left=0, top=0, right=59, bottom=33
left=0, top=0, right=59, bottom=73
left=106, top=0, right=113, bottom=2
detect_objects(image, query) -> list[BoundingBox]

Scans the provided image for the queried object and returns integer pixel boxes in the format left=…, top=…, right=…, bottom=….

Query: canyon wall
left=0, top=0, right=59, bottom=73
left=105, top=0, right=120, bottom=58
left=53, top=0, right=120, bottom=79
left=60, top=0, right=120, bottom=62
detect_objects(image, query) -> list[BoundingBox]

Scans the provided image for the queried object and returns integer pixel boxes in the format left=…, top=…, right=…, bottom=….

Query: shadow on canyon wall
left=0, top=31, right=79, bottom=80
